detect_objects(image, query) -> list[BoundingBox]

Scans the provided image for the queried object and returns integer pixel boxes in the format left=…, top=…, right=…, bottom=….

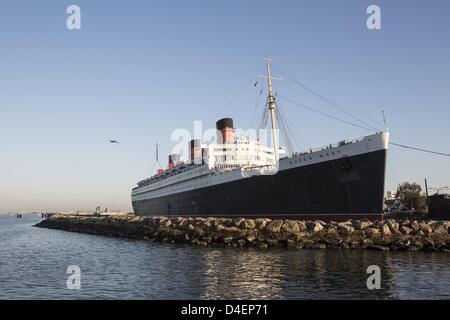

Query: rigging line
left=259, top=99, right=269, bottom=131
left=276, top=109, right=294, bottom=152
left=281, top=118, right=296, bottom=154
left=277, top=100, right=312, bottom=149
left=278, top=120, right=294, bottom=155
left=285, top=116, right=312, bottom=149
left=278, top=104, right=301, bottom=153
left=250, top=87, right=264, bottom=129
left=257, top=100, right=265, bottom=130
left=275, top=108, right=294, bottom=154
left=389, top=142, right=450, bottom=157
left=276, top=103, right=303, bottom=151
left=271, top=63, right=380, bottom=131
left=278, top=95, right=374, bottom=132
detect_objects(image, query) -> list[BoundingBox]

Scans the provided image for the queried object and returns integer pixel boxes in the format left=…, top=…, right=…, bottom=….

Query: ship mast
left=265, top=55, right=278, bottom=161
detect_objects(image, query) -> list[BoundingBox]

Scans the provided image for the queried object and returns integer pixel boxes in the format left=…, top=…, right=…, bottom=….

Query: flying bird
left=109, top=140, right=119, bottom=144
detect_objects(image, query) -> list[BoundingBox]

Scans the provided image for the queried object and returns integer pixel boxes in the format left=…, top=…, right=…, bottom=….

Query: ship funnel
left=189, top=139, right=202, bottom=164
left=168, top=153, right=180, bottom=169
left=216, top=118, right=234, bottom=144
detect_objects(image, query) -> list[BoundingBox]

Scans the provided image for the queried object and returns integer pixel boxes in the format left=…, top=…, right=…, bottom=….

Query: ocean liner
left=132, top=56, right=389, bottom=221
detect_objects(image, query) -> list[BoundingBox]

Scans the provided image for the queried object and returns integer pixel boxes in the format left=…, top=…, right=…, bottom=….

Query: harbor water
left=1, top=214, right=449, bottom=299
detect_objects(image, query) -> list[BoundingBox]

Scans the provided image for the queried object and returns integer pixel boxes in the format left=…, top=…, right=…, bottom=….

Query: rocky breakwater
left=35, top=215, right=450, bottom=251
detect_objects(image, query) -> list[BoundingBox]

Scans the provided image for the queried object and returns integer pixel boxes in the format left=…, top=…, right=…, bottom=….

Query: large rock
left=324, top=237, right=342, bottom=246
left=255, top=218, right=269, bottom=230
left=200, top=219, right=212, bottom=230
left=431, top=221, right=448, bottom=235
left=410, top=221, right=420, bottom=232
left=281, top=221, right=300, bottom=233
left=393, top=239, right=411, bottom=250
left=239, top=219, right=256, bottom=230
left=222, top=218, right=234, bottom=227
left=361, top=238, right=374, bottom=247
left=311, top=222, right=324, bottom=233
left=215, top=223, right=226, bottom=232
left=353, top=230, right=365, bottom=238
left=374, top=237, right=392, bottom=246
left=176, top=217, right=188, bottom=228
left=386, top=220, right=400, bottom=233
left=368, top=245, right=390, bottom=251
left=233, top=218, right=246, bottom=228
left=266, top=220, right=284, bottom=233
left=175, top=216, right=185, bottom=223
left=297, top=221, right=307, bottom=232
left=380, top=224, right=391, bottom=236
left=400, top=226, right=413, bottom=235
left=194, top=217, right=208, bottom=225
left=219, top=226, right=243, bottom=236
left=365, top=228, right=380, bottom=237
left=245, top=234, right=256, bottom=243
left=401, top=220, right=411, bottom=226
left=326, top=227, right=339, bottom=237
left=193, top=226, right=205, bottom=237
left=337, top=222, right=354, bottom=233
left=353, top=220, right=373, bottom=230
left=419, top=223, right=432, bottom=235
left=160, top=219, right=172, bottom=228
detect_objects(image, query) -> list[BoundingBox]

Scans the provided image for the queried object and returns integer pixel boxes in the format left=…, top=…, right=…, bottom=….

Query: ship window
left=320, top=154, right=323, bottom=158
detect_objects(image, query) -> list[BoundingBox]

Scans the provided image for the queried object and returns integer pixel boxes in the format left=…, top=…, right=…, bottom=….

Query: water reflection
left=200, top=249, right=284, bottom=299
left=193, top=248, right=399, bottom=299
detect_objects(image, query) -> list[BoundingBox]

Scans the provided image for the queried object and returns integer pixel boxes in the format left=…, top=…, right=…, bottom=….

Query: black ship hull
left=132, top=149, right=387, bottom=221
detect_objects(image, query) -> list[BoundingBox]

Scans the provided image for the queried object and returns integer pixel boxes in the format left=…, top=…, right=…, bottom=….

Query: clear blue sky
left=1, top=0, right=449, bottom=212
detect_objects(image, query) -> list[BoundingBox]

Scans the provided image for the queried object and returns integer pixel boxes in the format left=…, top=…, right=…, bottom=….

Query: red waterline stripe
left=157, top=213, right=384, bottom=222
